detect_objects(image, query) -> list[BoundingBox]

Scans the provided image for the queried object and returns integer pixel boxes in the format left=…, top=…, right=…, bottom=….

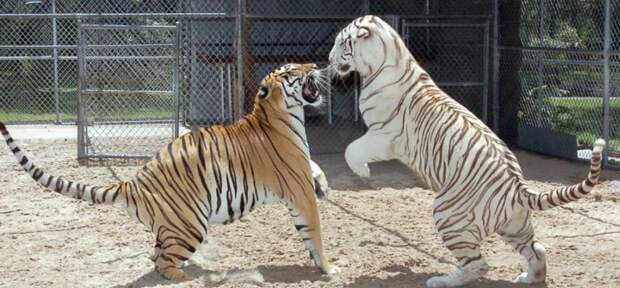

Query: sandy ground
left=1, top=138, right=619, bottom=288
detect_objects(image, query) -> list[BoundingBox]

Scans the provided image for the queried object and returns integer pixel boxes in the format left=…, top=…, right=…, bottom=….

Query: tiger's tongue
left=304, top=86, right=314, bottom=97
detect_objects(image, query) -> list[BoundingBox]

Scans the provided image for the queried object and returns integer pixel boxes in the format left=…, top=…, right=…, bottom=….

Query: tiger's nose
left=302, top=63, right=318, bottom=73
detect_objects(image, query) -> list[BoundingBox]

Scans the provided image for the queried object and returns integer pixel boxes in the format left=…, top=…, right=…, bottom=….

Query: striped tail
left=518, top=138, right=606, bottom=211
left=0, top=122, right=129, bottom=204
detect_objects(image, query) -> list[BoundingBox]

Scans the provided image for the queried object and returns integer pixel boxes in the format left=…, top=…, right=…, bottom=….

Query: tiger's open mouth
left=302, top=76, right=320, bottom=103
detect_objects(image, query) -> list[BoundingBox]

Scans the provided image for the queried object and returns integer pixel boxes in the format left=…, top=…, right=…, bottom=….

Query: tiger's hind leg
left=427, top=204, right=489, bottom=287
left=151, top=240, right=163, bottom=262
left=499, top=210, right=547, bottom=284
left=287, top=201, right=340, bottom=275
left=154, top=234, right=200, bottom=281
left=426, top=231, right=489, bottom=287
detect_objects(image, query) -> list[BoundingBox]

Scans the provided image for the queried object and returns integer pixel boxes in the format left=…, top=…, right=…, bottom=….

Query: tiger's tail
left=517, top=138, right=606, bottom=211
left=0, top=122, right=131, bottom=204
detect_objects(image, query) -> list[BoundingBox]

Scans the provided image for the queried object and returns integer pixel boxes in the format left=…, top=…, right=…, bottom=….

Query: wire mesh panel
left=77, top=24, right=180, bottom=160
left=236, top=0, right=368, bottom=154
left=0, top=14, right=77, bottom=123
left=401, top=21, right=490, bottom=122
left=515, top=48, right=605, bottom=159
left=244, top=17, right=366, bottom=154
left=504, top=0, right=618, bottom=168
left=519, top=0, right=605, bottom=51
left=181, top=17, right=237, bottom=126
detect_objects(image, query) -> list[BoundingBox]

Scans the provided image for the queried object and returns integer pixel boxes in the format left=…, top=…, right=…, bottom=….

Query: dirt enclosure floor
left=1, top=138, right=619, bottom=288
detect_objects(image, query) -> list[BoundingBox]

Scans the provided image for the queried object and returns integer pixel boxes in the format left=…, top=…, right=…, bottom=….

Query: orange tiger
left=1, top=63, right=340, bottom=281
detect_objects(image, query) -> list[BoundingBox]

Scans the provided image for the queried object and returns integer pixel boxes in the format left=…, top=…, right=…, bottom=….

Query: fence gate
left=401, top=20, right=490, bottom=124
left=77, top=23, right=180, bottom=160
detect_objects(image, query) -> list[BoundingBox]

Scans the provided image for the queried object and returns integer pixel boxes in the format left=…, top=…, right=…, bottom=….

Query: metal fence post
left=482, top=20, right=490, bottom=125
left=602, top=0, right=611, bottom=167
left=535, top=0, right=545, bottom=127
left=52, top=0, right=60, bottom=124
left=492, top=0, right=500, bottom=132
left=76, top=18, right=85, bottom=160
left=174, top=21, right=181, bottom=138
left=227, top=65, right=232, bottom=121
left=234, top=0, right=245, bottom=120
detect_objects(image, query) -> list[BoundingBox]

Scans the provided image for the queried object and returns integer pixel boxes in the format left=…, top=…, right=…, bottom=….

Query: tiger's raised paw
left=344, top=143, right=371, bottom=178
left=350, top=162, right=370, bottom=178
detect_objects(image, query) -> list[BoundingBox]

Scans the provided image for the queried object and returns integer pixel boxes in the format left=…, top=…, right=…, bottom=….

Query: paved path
left=5, top=124, right=191, bottom=140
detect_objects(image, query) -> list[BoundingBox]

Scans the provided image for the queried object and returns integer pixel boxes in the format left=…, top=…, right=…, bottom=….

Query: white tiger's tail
left=0, top=122, right=130, bottom=204
left=517, top=138, right=606, bottom=211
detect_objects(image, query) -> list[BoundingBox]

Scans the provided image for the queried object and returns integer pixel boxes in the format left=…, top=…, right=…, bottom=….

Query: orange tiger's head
left=254, top=63, right=325, bottom=112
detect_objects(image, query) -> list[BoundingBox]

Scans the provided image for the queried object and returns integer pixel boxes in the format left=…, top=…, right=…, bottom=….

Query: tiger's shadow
left=345, top=265, right=548, bottom=288
left=256, top=264, right=546, bottom=287
left=111, top=264, right=328, bottom=288
left=111, top=263, right=545, bottom=288
left=110, top=264, right=214, bottom=288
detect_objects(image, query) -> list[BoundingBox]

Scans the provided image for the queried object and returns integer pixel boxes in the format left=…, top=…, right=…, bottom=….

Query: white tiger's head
left=329, top=15, right=401, bottom=78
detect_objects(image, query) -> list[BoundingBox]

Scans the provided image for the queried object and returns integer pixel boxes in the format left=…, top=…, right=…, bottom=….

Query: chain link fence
left=241, top=2, right=368, bottom=154
left=2, top=0, right=616, bottom=167
left=0, top=0, right=495, bottom=161
left=501, top=0, right=619, bottom=168
left=77, top=23, right=180, bottom=159
left=401, top=21, right=490, bottom=122
left=0, top=0, right=369, bottom=160
left=0, top=1, right=218, bottom=124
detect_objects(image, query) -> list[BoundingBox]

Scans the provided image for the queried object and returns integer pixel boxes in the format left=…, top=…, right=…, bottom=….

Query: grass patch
left=548, top=97, right=620, bottom=110
left=539, top=97, right=620, bottom=151
left=0, top=112, right=75, bottom=123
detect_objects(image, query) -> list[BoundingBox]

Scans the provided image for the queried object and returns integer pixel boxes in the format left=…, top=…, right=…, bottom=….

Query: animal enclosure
left=1, top=1, right=620, bottom=288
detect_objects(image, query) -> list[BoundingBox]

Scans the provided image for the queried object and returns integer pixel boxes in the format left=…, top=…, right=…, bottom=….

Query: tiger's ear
left=356, top=27, right=370, bottom=39
left=258, top=85, right=269, bottom=99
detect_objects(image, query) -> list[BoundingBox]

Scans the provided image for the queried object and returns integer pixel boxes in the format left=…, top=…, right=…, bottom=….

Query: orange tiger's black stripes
left=329, top=15, right=605, bottom=287
left=1, top=63, right=339, bottom=281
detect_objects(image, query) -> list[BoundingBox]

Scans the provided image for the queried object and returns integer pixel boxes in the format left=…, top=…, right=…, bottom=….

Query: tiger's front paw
left=350, top=162, right=370, bottom=178
left=310, top=161, right=330, bottom=199
left=345, top=142, right=371, bottom=178
left=314, top=176, right=330, bottom=199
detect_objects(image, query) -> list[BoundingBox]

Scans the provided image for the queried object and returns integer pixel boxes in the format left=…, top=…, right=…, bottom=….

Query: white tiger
left=328, top=15, right=605, bottom=287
